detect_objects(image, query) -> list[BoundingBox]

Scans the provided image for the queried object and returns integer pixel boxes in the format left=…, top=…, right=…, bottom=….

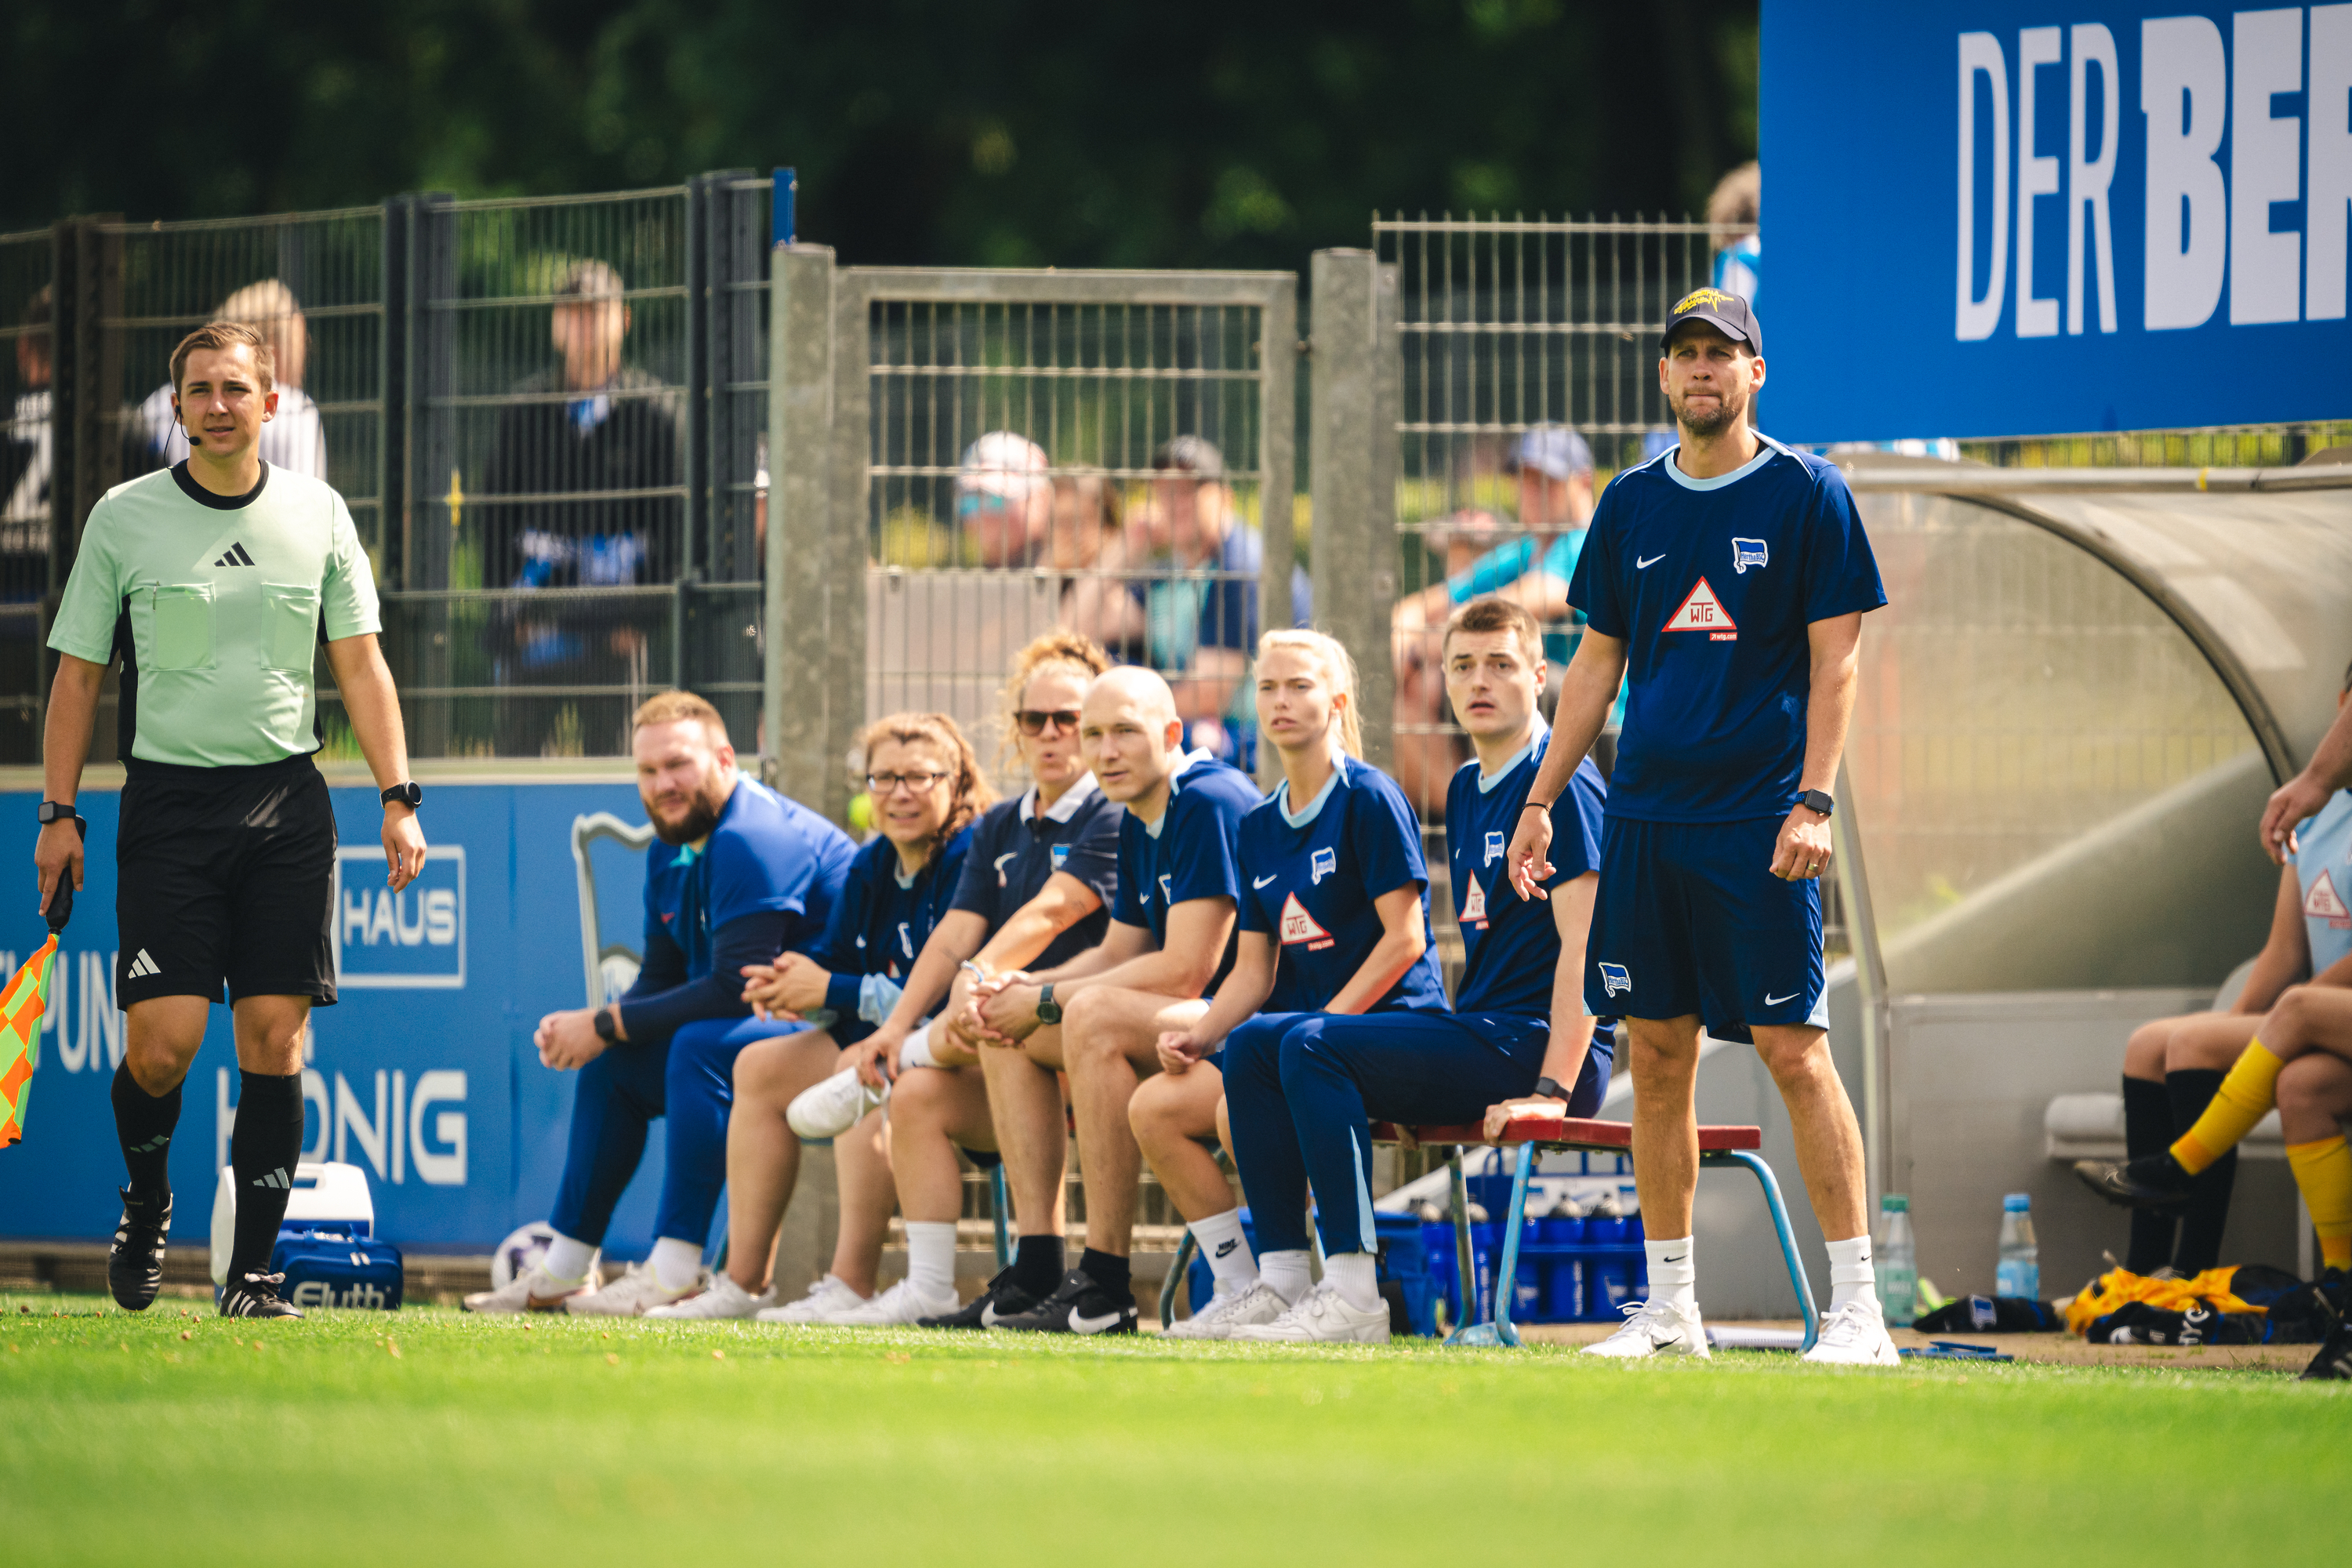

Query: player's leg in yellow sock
left=2288, top=1136, right=2352, bottom=1272
left=2171, top=1042, right=2283, bottom=1174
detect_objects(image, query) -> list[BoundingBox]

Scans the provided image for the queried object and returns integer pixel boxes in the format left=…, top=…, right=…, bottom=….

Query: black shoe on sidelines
left=2073, top=1153, right=2194, bottom=1210
left=986, top=1268, right=1138, bottom=1336
left=219, top=1271, right=304, bottom=1319
left=918, top=1267, right=1042, bottom=1330
left=107, top=1186, right=172, bottom=1312
left=2301, top=1319, right=2352, bottom=1381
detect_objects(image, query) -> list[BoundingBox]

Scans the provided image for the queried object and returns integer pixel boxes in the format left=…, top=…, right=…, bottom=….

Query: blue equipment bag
left=270, top=1225, right=405, bottom=1311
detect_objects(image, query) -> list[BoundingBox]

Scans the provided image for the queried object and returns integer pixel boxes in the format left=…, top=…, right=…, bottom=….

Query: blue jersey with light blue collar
left=1112, top=752, right=1261, bottom=994
left=1566, top=435, right=1884, bottom=823
left=1236, top=756, right=1447, bottom=1015
left=1447, top=732, right=1610, bottom=1030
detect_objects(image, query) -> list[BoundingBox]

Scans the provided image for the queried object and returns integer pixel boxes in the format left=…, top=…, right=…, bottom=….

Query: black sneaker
left=220, top=1271, right=304, bottom=1319
left=107, top=1186, right=171, bottom=1312
left=918, top=1267, right=1043, bottom=1330
left=2073, top=1153, right=2194, bottom=1210
left=986, top=1268, right=1138, bottom=1335
left=2301, top=1319, right=2352, bottom=1381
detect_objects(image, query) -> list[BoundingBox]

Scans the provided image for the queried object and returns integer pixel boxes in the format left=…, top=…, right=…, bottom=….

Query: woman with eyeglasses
left=1137, top=628, right=1446, bottom=1338
left=744, top=632, right=1126, bottom=1327
left=645, top=710, right=991, bottom=1321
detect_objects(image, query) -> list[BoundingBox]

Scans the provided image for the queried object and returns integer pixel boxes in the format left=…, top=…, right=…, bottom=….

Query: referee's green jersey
left=49, top=463, right=381, bottom=768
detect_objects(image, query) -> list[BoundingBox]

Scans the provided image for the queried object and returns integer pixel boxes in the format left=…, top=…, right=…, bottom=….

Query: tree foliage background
left=6, top=0, right=1758, bottom=266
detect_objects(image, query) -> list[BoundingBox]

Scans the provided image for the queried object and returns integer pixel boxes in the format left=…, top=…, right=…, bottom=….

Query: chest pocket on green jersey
left=262, top=583, right=321, bottom=673
left=146, top=584, right=215, bottom=671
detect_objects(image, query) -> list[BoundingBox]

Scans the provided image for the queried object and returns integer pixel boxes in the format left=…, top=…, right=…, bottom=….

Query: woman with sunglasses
left=758, top=632, right=1127, bottom=1327
left=1141, top=628, right=1447, bottom=1338
left=647, top=711, right=990, bottom=1319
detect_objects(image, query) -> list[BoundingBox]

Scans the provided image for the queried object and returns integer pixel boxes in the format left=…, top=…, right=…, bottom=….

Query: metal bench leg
left=1445, top=1152, right=1475, bottom=1335
left=1446, top=1144, right=1529, bottom=1348
left=1713, top=1149, right=1820, bottom=1354
left=989, top=1165, right=1011, bottom=1271
left=1160, top=1229, right=1197, bottom=1328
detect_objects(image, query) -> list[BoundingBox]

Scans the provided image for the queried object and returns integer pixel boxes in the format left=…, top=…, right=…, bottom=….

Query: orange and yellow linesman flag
left=0, top=933, right=60, bottom=1149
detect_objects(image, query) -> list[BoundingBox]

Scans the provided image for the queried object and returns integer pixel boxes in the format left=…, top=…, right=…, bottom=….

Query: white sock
left=1325, top=1251, right=1381, bottom=1312
left=1826, top=1234, right=1878, bottom=1313
left=1645, top=1236, right=1697, bottom=1312
left=898, top=1022, right=939, bottom=1072
left=1189, top=1208, right=1258, bottom=1291
left=542, top=1233, right=593, bottom=1286
left=649, top=1236, right=705, bottom=1293
left=905, top=1220, right=957, bottom=1301
left=1258, top=1249, right=1312, bottom=1305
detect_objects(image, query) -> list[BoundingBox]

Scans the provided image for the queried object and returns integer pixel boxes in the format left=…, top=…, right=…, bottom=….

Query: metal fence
left=0, top=229, right=53, bottom=762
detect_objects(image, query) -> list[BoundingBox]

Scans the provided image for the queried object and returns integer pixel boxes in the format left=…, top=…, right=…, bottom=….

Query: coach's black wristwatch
left=1532, top=1076, right=1567, bottom=1103
left=381, top=782, right=423, bottom=808
left=592, top=1004, right=621, bottom=1044
left=1034, top=982, right=1062, bottom=1025
left=1797, top=789, right=1835, bottom=818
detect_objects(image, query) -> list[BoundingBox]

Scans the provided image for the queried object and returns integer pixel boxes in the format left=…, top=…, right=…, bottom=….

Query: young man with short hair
left=41, top=323, right=426, bottom=1319
left=465, top=691, right=855, bottom=1315
left=967, top=666, right=1260, bottom=1333
left=1505, top=289, right=1896, bottom=1365
left=1221, top=597, right=1613, bottom=1343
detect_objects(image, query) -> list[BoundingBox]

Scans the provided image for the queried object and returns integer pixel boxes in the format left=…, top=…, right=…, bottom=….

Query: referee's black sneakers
left=107, top=1186, right=171, bottom=1312
left=987, top=1268, right=1138, bottom=1335
left=917, top=1266, right=1043, bottom=1330
left=220, top=1271, right=304, bottom=1319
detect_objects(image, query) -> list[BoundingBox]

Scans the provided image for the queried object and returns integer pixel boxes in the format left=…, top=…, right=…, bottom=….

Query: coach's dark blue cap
left=1661, top=287, right=1762, bottom=358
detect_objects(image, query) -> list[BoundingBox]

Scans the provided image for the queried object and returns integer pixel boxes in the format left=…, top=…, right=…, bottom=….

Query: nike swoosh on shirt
left=1069, top=1305, right=1128, bottom=1334
left=1252, top=874, right=1278, bottom=888
left=1636, top=554, right=1665, bottom=568
left=1765, top=991, right=1798, bottom=1006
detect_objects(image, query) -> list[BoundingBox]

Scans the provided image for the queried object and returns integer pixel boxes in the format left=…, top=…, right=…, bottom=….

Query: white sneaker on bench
left=1800, top=1300, right=1900, bottom=1366
left=1582, top=1298, right=1711, bottom=1359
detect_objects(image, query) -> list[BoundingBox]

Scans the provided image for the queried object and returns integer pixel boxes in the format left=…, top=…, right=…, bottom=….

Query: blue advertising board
left=0, top=775, right=684, bottom=1260
left=1762, top=2, right=2352, bottom=440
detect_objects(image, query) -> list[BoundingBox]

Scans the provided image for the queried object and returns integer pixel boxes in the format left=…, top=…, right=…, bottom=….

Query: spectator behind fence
left=1131, top=435, right=1311, bottom=764
left=1054, top=468, right=1148, bottom=659
left=483, top=260, right=684, bottom=751
left=136, top=279, right=327, bottom=478
left=1390, top=425, right=1599, bottom=808
left=2, top=286, right=52, bottom=601
left=1709, top=161, right=1760, bottom=305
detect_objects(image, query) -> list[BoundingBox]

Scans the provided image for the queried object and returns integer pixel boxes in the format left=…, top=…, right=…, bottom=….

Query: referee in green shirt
left=35, top=321, right=427, bottom=1319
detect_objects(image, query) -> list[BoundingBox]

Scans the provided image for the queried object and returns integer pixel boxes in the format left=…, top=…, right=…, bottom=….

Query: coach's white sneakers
left=819, top=1277, right=960, bottom=1327
left=788, top=1067, right=888, bottom=1142
left=1800, top=1300, right=1900, bottom=1367
left=1162, top=1279, right=1292, bottom=1340
left=754, top=1273, right=869, bottom=1324
left=567, top=1261, right=699, bottom=1316
left=1582, top=1298, right=1711, bottom=1359
left=644, top=1272, right=775, bottom=1320
left=1232, top=1281, right=1391, bottom=1345
left=463, top=1262, right=589, bottom=1314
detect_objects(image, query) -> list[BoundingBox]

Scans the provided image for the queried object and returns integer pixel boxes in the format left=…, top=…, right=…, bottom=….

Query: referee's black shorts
left=116, top=754, right=338, bottom=1007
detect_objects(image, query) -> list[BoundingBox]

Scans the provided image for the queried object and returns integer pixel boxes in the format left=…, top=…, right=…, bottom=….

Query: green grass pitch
left=5, top=1295, right=2349, bottom=1565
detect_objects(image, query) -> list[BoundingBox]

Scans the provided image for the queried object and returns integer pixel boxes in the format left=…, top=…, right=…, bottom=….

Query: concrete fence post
left=1308, top=249, right=1400, bottom=771
left=767, top=244, right=837, bottom=804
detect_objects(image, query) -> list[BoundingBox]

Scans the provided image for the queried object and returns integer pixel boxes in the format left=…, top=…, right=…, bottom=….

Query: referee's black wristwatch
left=36, top=801, right=79, bottom=826
left=381, top=782, right=423, bottom=809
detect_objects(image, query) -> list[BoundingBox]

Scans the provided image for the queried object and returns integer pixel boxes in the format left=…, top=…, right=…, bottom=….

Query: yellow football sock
left=2288, top=1135, right=2352, bottom=1271
left=2170, top=1042, right=2283, bottom=1174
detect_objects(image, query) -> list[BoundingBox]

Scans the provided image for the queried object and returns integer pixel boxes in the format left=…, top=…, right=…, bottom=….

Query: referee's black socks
left=227, top=1071, right=305, bottom=1282
left=111, top=1062, right=182, bottom=1204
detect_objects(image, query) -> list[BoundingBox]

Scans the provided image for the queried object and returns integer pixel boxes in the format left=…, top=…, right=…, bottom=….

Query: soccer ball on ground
left=491, top=1221, right=601, bottom=1290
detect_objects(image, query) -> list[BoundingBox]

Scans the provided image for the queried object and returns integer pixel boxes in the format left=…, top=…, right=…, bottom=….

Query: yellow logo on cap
left=1673, top=287, right=1735, bottom=314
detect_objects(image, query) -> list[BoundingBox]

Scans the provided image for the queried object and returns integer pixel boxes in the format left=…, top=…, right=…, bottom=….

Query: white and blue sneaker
left=1800, top=1300, right=1900, bottom=1366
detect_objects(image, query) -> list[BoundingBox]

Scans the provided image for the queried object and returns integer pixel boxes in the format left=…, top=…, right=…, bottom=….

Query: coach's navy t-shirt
left=642, top=774, right=858, bottom=982
left=1566, top=434, right=1885, bottom=822
left=1112, top=750, right=1261, bottom=995
left=951, top=776, right=1122, bottom=971
left=1447, top=728, right=1615, bottom=1062
left=1236, top=754, right=1446, bottom=1016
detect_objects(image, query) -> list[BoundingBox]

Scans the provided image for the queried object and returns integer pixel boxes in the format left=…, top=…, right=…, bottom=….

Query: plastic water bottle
left=1994, top=1192, right=2039, bottom=1301
left=1877, top=1194, right=1917, bottom=1327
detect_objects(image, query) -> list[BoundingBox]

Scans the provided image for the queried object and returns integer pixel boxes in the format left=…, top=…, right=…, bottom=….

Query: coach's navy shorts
left=1586, top=815, right=1827, bottom=1044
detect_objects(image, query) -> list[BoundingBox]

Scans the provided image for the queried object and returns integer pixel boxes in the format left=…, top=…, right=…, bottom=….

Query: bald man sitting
left=964, top=669, right=1264, bottom=1333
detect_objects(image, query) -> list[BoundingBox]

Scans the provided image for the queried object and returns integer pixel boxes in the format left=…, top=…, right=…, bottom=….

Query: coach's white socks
left=543, top=1233, right=595, bottom=1287
left=897, top=1025, right=940, bottom=1073
left=1325, top=1252, right=1381, bottom=1312
left=1190, top=1209, right=1258, bottom=1293
left=650, top=1236, right=705, bottom=1293
left=1646, top=1236, right=1698, bottom=1311
left=1825, top=1235, right=1879, bottom=1312
left=1258, top=1249, right=1312, bottom=1305
left=905, top=1221, right=957, bottom=1301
